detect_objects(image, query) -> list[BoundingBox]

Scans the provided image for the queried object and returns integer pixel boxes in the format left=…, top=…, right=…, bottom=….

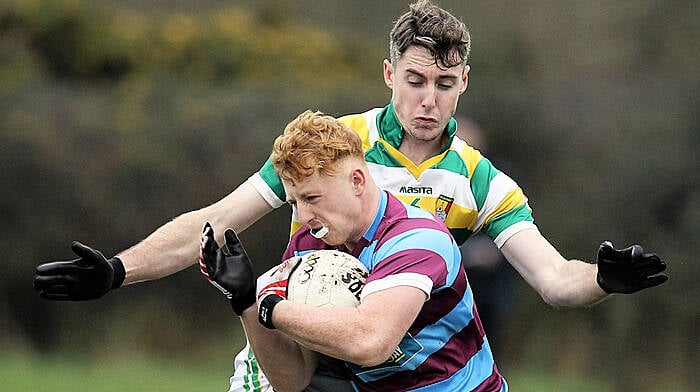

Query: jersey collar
left=362, top=190, right=388, bottom=243
left=377, top=102, right=458, bottom=153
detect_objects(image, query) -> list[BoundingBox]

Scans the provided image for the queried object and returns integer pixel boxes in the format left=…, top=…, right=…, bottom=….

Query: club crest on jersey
left=435, top=195, right=454, bottom=222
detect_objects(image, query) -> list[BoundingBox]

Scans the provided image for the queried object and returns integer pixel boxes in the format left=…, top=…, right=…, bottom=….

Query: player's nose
left=297, top=205, right=315, bottom=226
left=421, top=85, right=437, bottom=109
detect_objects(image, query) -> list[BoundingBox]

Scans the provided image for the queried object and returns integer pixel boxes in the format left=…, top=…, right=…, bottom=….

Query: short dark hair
left=389, top=0, right=471, bottom=68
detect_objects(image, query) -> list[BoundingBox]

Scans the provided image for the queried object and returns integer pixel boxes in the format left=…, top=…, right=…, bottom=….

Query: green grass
left=0, top=351, right=635, bottom=392
left=506, top=369, right=613, bottom=392
left=1, top=351, right=230, bottom=392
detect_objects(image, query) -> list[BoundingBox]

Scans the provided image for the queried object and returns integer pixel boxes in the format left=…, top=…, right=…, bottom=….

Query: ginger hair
left=272, top=110, right=364, bottom=183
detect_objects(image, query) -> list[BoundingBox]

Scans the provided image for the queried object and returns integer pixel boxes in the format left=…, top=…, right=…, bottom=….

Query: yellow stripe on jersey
left=478, top=187, right=528, bottom=232
left=459, top=143, right=484, bottom=180
left=339, top=114, right=373, bottom=152
left=377, top=139, right=451, bottom=180
left=290, top=220, right=303, bottom=238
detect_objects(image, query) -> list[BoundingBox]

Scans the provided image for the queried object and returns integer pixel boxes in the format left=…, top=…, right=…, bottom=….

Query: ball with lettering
left=287, top=250, right=369, bottom=307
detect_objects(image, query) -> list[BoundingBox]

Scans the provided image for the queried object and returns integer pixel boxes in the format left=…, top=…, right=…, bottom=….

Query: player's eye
left=406, top=76, right=424, bottom=86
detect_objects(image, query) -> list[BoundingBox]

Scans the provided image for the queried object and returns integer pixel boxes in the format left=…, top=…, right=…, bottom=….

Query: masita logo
left=399, top=186, right=433, bottom=195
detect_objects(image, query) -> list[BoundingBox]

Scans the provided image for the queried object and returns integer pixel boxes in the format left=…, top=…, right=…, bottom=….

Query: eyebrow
left=287, top=190, right=321, bottom=204
left=405, top=68, right=460, bottom=82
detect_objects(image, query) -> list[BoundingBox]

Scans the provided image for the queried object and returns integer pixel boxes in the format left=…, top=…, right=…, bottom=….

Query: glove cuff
left=258, top=294, right=283, bottom=329
left=595, top=272, right=614, bottom=294
left=108, top=257, right=126, bottom=289
left=230, top=293, right=256, bottom=316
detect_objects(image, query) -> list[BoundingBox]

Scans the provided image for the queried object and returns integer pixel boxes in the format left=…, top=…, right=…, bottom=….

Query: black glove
left=33, top=242, right=125, bottom=301
left=596, top=241, right=668, bottom=294
left=199, top=223, right=256, bottom=316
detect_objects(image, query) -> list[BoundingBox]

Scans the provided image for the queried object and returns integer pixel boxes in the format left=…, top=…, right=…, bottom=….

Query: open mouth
left=310, top=226, right=329, bottom=239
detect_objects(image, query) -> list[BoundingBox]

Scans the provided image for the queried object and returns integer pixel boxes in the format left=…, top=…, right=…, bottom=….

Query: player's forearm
left=540, top=259, right=608, bottom=307
left=117, top=212, right=207, bottom=284
left=118, top=180, right=274, bottom=284
left=272, top=297, right=409, bottom=367
left=501, top=228, right=608, bottom=308
left=241, top=307, right=316, bottom=391
left=273, top=302, right=366, bottom=363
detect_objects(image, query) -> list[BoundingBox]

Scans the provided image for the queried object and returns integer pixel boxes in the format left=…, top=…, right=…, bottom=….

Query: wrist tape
left=258, top=295, right=283, bottom=329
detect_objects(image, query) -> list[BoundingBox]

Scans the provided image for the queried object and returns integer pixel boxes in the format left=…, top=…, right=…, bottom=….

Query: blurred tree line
left=1, top=0, right=697, bottom=391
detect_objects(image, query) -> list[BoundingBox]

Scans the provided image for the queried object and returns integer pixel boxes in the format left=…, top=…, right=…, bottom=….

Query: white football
left=287, top=250, right=369, bottom=308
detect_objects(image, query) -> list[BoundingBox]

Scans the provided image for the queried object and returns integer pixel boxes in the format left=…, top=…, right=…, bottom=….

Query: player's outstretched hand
left=199, top=222, right=256, bottom=315
left=596, top=241, right=668, bottom=294
left=33, top=242, right=125, bottom=301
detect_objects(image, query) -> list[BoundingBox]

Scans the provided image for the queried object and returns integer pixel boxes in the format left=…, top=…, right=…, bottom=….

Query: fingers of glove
left=598, top=242, right=647, bottom=265
left=271, top=256, right=301, bottom=277
left=257, top=260, right=289, bottom=289
left=201, top=223, right=218, bottom=256
left=256, top=256, right=301, bottom=298
left=626, top=245, right=645, bottom=261
left=256, top=275, right=282, bottom=299
left=33, top=273, right=76, bottom=290
left=35, top=260, right=82, bottom=276
left=70, top=241, right=105, bottom=266
left=39, top=290, right=73, bottom=301
left=39, top=282, right=97, bottom=301
left=597, top=241, right=617, bottom=261
left=640, top=274, right=669, bottom=290
left=612, top=244, right=640, bottom=263
left=199, top=223, right=217, bottom=279
left=37, top=281, right=70, bottom=294
left=221, top=229, right=254, bottom=277
left=275, top=256, right=300, bottom=282
left=258, top=281, right=288, bottom=297
left=283, top=255, right=301, bottom=271
left=223, top=229, right=246, bottom=258
left=634, top=254, right=667, bottom=276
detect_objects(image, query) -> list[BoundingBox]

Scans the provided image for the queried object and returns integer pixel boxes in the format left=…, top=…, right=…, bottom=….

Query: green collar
left=376, top=102, right=458, bottom=153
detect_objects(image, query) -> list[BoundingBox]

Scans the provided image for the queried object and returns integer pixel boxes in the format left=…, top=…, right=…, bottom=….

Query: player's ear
left=459, top=64, right=470, bottom=95
left=350, top=168, right=366, bottom=195
left=383, top=59, right=394, bottom=89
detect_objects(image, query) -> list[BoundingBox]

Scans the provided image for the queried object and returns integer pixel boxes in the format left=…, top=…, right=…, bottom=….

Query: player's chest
left=367, top=163, right=477, bottom=220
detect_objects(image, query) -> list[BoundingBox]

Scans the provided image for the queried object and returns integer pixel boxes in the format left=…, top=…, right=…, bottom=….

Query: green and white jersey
left=249, top=103, right=535, bottom=247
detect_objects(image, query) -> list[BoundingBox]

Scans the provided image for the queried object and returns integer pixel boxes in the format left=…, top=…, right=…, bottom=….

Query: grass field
left=2, top=351, right=229, bottom=391
left=2, top=350, right=620, bottom=392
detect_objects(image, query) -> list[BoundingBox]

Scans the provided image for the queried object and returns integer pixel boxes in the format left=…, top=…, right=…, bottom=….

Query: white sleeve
left=248, top=172, right=286, bottom=208
left=360, top=272, right=433, bottom=301
left=493, top=220, right=537, bottom=248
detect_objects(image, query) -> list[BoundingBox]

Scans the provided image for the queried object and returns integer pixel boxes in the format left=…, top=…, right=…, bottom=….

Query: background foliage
left=1, top=0, right=697, bottom=391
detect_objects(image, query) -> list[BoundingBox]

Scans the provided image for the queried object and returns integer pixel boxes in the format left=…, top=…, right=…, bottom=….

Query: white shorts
left=228, top=342, right=273, bottom=392
left=228, top=342, right=354, bottom=392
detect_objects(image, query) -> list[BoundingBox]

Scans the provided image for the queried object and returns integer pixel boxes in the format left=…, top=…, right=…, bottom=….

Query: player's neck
left=398, top=133, right=447, bottom=165
left=345, top=185, right=381, bottom=253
